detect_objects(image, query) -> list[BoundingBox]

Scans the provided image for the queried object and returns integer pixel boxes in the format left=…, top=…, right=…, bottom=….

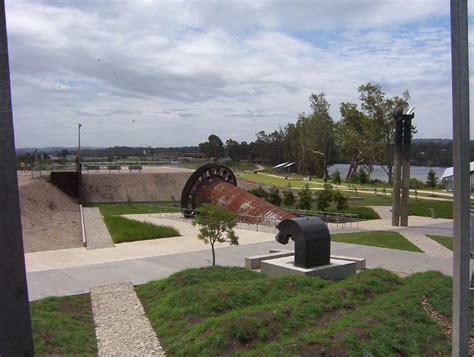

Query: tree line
left=199, top=82, right=471, bottom=183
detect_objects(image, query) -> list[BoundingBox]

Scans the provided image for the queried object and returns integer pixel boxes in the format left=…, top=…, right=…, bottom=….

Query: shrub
left=410, top=178, right=425, bottom=189
left=333, top=190, right=349, bottom=210
left=247, top=186, right=268, bottom=200
left=282, top=190, right=296, bottom=207
left=298, top=184, right=313, bottom=210
left=357, top=168, right=369, bottom=184
left=331, top=170, right=341, bottom=185
left=267, top=186, right=282, bottom=206
left=315, top=188, right=333, bottom=211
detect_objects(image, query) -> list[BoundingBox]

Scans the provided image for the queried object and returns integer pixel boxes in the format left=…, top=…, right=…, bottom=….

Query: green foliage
left=31, top=294, right=97, bottom=354
left=136, top=267, right=457, bottom=356
left=267, top=186, right=282, bottom=206
left=298, top=184, right=313, bottom=210
left=192, top=204, right=239, bottom=266
left=357, top=167, right=369, bottom=184
left=333, top=190, right=349, bottom=210
left=331, top=169, right=342, bottom=185
left=104, top=216, right=180, bottom=243
left=247, top=186, right=269, bottom=201
left=199, top=134, right=225, bottom=161
left=315, top=188, right=333, bottom=211
left=332, top=231, right=422, bottom=252
left=426, top=169, right=439, bottom=192
left=409, top=177, right=425, bottom=189
left=282, top=190, right=296, bottom=207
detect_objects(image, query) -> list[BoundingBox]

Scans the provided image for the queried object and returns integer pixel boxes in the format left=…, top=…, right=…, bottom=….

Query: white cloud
left=3, top=0, right=470, bottom=148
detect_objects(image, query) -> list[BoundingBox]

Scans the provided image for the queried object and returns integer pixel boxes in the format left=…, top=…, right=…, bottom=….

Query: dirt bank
left=19, top=176, right=82, bottom=253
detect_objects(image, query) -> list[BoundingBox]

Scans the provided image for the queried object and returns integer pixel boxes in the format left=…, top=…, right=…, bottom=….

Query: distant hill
left=16, top=146, right=99, bottom=154
left=412, top=138, right=454, bottom=145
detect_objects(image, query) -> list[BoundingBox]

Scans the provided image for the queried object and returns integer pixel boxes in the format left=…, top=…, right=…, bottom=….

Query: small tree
left=357, top=168, right=369, bottom=184
left=331, top=170, right=342, bottom=185
left=426, top=169, right=439, bottom=194
left=268, top=186, right=282, bottom=206
left=282, top=190, right=296, bottom=207
left=192, top=204, right=239, bottom=266
left=298, top=184, right=313, bottom=210
left=316, top=188, right=333, bottom=211
left=333, top=190, right=349, bottom=210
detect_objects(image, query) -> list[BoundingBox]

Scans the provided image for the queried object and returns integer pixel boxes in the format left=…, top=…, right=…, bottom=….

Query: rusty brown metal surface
left=196, top=180, right=294, bottom=225
left=181, top=163, right=294, bottom=225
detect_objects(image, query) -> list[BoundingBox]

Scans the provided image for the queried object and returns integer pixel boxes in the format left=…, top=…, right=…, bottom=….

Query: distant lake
left=328, top=164, right=447, bottom=182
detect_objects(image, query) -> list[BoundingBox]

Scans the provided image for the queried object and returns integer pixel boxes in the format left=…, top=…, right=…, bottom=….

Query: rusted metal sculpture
left=181, top=163, right=293, bottom=225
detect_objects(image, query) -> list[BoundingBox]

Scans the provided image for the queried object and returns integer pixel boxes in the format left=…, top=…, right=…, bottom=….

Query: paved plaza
left=25, top=212, right=470, bottom=301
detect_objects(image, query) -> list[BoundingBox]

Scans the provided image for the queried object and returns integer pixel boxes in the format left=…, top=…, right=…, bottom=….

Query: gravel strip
left=91, top=282, right=165, bottom=356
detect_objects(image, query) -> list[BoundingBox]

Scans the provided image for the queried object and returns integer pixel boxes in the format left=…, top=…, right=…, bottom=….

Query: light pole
left=77, top=123, right=82, bottom=172
left=308, top=149, right=327, bottom=182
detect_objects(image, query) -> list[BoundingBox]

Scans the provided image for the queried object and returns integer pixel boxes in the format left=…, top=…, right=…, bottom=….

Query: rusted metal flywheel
left=180, top=163, right=294, bottom=225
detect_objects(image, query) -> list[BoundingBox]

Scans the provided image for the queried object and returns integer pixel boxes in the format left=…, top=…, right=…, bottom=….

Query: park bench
left=128, top=165, right=142, bottom=173
left=107, top=165, right=122, bottom=173
left=84, top=165, right=101, bottom=172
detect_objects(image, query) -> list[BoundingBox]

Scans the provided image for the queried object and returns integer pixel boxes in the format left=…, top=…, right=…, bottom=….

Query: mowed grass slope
left=31, top=294, right=97, bottom=355
left=136, top=266, right=458, bottom=356
left=104, top=216, right=179, bottom=243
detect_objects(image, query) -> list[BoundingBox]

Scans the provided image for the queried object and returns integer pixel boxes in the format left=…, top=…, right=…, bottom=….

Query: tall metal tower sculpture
left=391, top=104, right=414, bottom=227
left=0, top=0, right=34, bottom=354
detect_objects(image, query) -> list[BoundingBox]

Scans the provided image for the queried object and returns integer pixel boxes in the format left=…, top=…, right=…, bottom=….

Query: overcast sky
left=5, top=0, right=474, bottom=148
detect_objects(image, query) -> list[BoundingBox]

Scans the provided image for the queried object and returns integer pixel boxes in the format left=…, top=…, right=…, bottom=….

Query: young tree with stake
left=192, top=203, right=239, bottom=266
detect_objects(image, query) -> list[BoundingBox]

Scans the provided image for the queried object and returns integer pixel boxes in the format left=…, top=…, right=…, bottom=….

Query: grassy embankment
left=238, top=172, right=455, bottom=219
left=31, top=294, right=97, bottom=355
left=332, top=231, right=422, bottom=252
left=136, top=266, right=473, bottom=356
left=95, top=202, right=180, bottom=243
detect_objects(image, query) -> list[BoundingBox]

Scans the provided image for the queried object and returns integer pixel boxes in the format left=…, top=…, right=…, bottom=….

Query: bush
left=410, top=178, right=425, bottom=189
left=333, top=190, right=349, bottom=210
left=282, top=190, right=296, bottom=207
left=331, top=170, right=341, bottom=185
left=315, top=188, right=333, bottom=211
left=357, top=168, right=369, bottom=184
left=247, top=186, right=268, bottom=200
left=298, top=184, right=313, bottom=210
left=267, top=186, right=282, bottom=206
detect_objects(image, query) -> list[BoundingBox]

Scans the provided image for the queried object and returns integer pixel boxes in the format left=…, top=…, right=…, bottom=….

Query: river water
left=327, top=164, right=447, bottom=183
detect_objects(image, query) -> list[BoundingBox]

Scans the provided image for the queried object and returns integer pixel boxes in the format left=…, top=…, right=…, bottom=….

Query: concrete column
left=450, top=0, right=470, bottom=355
left=391, top=118, right=403, bottom=226
left=0, top=1, right=34, bottom=354
left=400, top=117, right=412, bottom=226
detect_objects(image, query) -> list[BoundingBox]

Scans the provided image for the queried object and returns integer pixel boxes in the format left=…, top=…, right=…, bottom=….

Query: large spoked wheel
left=180, top=163, right=237, bottom=217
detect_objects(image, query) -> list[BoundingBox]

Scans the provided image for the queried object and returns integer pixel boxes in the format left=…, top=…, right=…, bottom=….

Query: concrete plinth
left=261, top=257, right=356, bottom=280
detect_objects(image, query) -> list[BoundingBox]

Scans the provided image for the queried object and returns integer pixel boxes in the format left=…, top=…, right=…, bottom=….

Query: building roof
left=441, top=162, right=474, bottom=180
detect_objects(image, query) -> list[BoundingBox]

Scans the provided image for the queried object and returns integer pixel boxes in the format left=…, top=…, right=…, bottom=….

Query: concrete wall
left=80, top=172, right=191, bottom=203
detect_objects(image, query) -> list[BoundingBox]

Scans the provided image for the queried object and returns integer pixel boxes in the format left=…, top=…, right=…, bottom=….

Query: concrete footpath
left=26, top=214, right=466, bottom=301
left=83, top=207, right=114, bottom=250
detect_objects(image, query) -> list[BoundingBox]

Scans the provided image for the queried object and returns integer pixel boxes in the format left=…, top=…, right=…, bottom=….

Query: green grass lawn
left=94, top=202, right=181, bottom=217
left=332, top=231, right=422, bottom=252
left=31, top=294, right=97, bottom=355
left=408, top=199, right=453, bottom=219
left=427, top=235, right=454, bottom=251
left=104, top=216, right=180, bottom=243
left=136, top=266, right=463, bottom=356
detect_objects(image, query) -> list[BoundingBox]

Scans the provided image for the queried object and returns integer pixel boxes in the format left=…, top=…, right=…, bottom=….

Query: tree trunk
left=211, top=243, right=216, bottom=266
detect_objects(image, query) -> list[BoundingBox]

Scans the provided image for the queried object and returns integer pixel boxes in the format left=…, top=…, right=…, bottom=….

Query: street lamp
left=77, top=123, right=82, bottom=172
left=308, top=149, right=327, bottom=181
